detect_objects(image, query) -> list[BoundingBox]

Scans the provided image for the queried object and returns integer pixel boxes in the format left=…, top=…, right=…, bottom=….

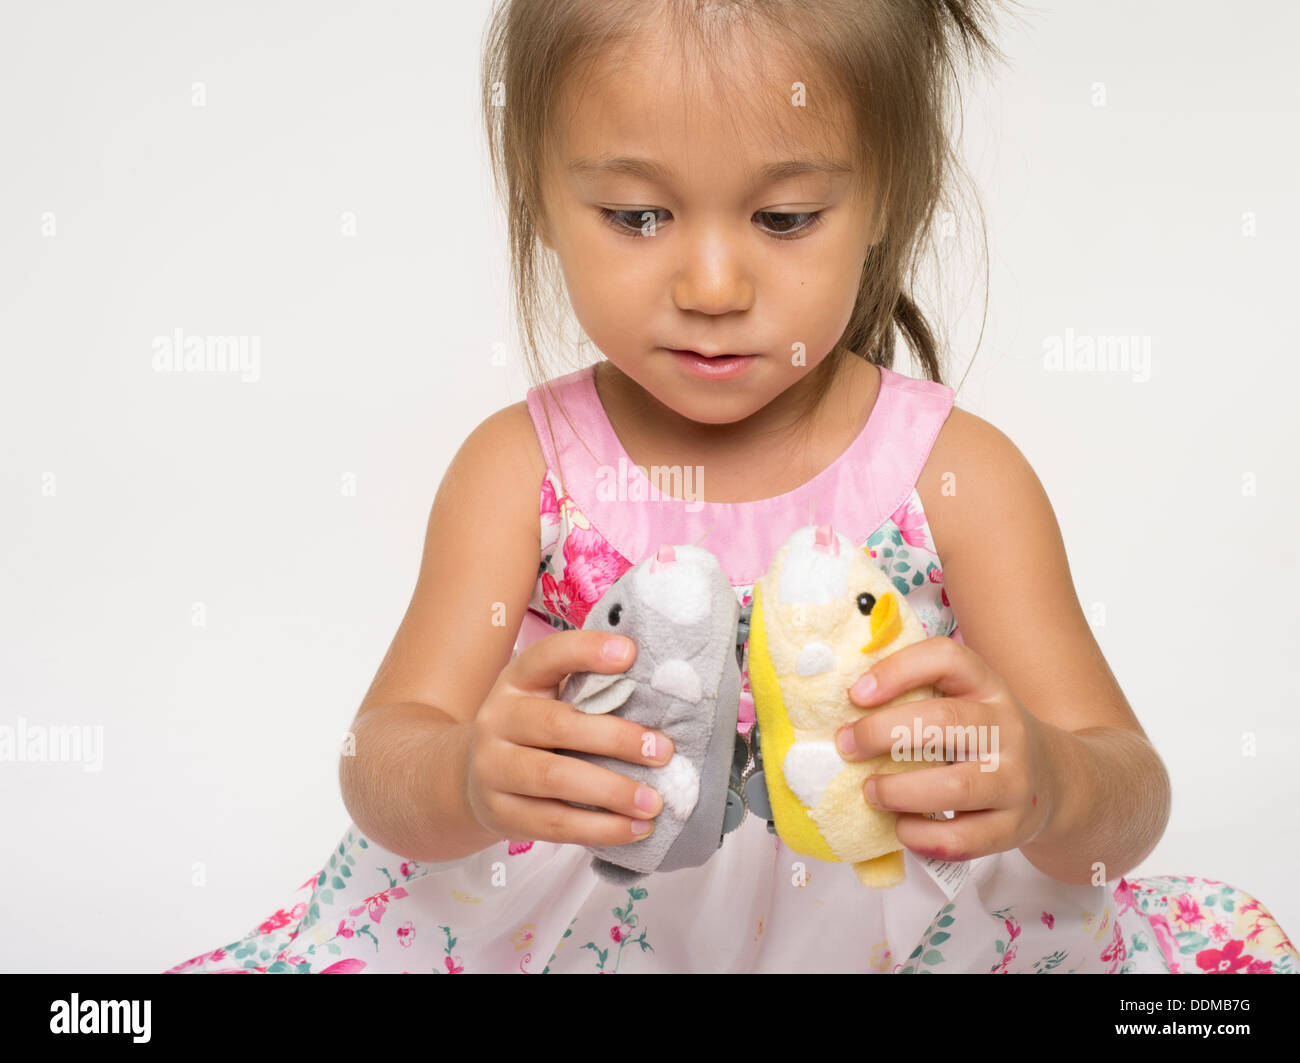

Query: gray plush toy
left=558, top=543, right=741, bottom=884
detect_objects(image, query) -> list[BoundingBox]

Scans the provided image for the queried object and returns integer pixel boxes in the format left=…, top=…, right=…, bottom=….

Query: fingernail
left=634, top=786, right=659, bottom=812
left=631, top=819, right=653, bottom=835
left=851, top=672, right=878, bottom=700
left=865, top=777, right=883, bottom=808
left=603, top=636, right=632, bottom=662
left=654, top=733, right=672, bottom=761
left=836, top=726, right=857, bottom=756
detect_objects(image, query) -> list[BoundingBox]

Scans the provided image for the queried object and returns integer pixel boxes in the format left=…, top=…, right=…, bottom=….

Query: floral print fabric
left=167, top=475, right=1299, bottom=973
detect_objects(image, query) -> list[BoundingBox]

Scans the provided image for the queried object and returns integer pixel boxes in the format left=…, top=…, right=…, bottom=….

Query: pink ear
left=650, top=543, right=677, bottom=573
left=812, top=523, right=839, bottom=556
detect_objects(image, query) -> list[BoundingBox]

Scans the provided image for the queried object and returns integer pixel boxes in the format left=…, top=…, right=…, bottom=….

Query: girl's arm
left=916, top=407, right=1172, bottom=885
left=338, top=401, right=547, bottom=862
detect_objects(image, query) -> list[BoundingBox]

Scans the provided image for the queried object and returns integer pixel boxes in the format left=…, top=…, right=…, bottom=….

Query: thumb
left=509, top=627, right=636, bottom=699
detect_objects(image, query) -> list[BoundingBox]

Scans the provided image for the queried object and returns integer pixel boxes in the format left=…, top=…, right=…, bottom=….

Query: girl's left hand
left=834, top=636, right=1066, bottom=864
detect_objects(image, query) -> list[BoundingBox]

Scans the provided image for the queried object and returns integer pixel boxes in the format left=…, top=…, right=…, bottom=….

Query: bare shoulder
left=449, top=399, right=547, bottom=509
left=915, top=402, right=1145, bottom=736
left=915, top=403, right=1040, bottom=571
left=355, top=397, right=547, bottom=722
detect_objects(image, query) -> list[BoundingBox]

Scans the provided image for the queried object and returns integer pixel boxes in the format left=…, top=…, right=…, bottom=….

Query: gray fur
left=558, top=544, right=740, bottom=882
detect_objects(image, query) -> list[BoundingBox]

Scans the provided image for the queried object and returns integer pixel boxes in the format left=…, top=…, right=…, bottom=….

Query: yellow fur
left=747, top=528, right=937, bottom=889
left=748, top=582, right=838, bottom=862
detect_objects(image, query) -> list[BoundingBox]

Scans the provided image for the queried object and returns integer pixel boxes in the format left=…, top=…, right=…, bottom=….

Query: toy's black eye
left=856, top=592, right=876, bottom=616
left=608, top=602, right=622, bottom=625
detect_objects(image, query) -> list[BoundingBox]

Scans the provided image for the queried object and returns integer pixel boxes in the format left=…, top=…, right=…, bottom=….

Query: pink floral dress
left=167, top=362, right=1298, bottom=974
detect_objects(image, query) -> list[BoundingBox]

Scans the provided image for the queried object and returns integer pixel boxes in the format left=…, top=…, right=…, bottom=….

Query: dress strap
left=523, top=362, right=955, bottom=585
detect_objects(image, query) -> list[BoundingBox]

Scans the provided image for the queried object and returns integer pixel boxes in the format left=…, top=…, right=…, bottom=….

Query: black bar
left=1, top=970, right=1293, bottom=1048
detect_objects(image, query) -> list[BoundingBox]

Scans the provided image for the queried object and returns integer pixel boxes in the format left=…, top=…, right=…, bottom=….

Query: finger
left=865, top=760, right=1006, bottom=816
left=507, top=628, right=637, bottom=698
left=840, top=695, right=1000, bottom=764
left=504, top=695, right=674, bottom=767
left=499, top=744, right=665, bottom=822
left=893, top=808, right=1013, bottom=864
left=846, top=635, right=993, bottom=709
left=489, top=791, right=657, bottom=848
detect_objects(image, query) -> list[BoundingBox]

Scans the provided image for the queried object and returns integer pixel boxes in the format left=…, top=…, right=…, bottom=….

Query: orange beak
left=860, top=592, right=902, bottom=655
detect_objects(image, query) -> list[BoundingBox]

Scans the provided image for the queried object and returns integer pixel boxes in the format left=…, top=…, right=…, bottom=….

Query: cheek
left=774, top=256, right=862, bottom=350
left=555, top=233, right=624, bottom=305
left=562, top=249, right=643, bottom=339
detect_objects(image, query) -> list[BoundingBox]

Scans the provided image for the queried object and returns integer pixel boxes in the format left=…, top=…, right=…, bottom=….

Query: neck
left=595, top=346, right=857, bottom=451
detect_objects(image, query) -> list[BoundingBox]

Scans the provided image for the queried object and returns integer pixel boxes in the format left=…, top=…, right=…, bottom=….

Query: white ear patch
left=783, top=741, right=845, bottom=808
left=651, top=658, right=702, bottom=703
left=635, top=550, right=710, bottom=624
left=776, top=527, right=851, bottom=606
left=795, top=640, right=836, bottom=677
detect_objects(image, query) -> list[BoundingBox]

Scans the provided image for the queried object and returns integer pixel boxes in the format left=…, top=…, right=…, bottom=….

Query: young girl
left=167, top=0, right=1298, bottom=974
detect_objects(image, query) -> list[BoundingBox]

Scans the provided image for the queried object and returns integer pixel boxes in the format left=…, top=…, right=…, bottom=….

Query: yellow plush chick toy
left=747, top=522, right=935, bottom=889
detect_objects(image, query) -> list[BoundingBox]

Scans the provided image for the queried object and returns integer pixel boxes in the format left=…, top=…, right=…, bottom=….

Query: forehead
left=552, top=17, right=856, bottom=189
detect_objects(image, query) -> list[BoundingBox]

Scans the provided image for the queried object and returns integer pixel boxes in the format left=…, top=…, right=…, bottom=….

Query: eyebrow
left=568, top=153, right=854, bottom=185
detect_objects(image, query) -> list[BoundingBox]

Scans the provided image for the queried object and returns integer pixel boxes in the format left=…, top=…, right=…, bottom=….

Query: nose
left=670, top=225, right=755, bottom=315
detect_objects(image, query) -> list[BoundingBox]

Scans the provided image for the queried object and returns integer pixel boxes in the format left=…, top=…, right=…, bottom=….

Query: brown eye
left=856, top=592, right=876, bottom=615
left=755, top=211, right=823, bottom=238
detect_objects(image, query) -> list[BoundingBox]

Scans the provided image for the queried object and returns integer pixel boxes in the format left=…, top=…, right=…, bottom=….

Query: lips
left=668, top=348, right=758, bottom=380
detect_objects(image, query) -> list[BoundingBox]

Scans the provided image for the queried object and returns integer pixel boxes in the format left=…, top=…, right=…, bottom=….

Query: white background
left=1, top=0, right=1296, bottom=972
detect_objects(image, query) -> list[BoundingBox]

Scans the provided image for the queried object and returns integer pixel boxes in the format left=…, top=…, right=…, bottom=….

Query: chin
left=666, top=388, right=764, bottom=426
left=606, top=356, right=771, bottom=425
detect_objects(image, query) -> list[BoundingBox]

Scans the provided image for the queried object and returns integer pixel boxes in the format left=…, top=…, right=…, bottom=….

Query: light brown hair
left=480, top=0, right=1020, bottom=424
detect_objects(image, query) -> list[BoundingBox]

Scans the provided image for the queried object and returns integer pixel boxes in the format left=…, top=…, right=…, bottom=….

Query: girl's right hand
left=464, top=630, right=674, bottom=848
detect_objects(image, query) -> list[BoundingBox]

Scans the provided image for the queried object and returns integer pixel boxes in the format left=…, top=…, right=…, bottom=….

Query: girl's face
left=538, top=22, right=879, bottom=428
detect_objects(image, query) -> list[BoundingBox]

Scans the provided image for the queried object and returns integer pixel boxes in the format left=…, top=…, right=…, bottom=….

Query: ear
left=535, top=206, right=555, bottom=252
left=562, top=670, right=637, bottom=715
